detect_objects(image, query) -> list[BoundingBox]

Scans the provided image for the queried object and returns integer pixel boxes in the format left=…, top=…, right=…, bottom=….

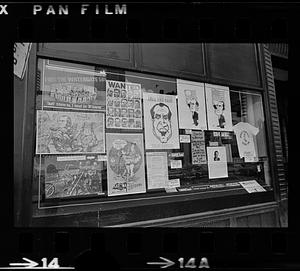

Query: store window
left=32, top=58, right=271, bottom=215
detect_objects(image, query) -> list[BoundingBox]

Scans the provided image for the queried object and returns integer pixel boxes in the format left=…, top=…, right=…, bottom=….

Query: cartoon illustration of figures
left=50, top=115, right=75, bottom=152
left=211, top=88, right=226, bottom=129
left=121, top=143, right=141, bottom=179
left=74, top=122, right=99, bottom=152
left=37, top=111, right=52, bottom=153
left=213, top=101, right=226, bottom=128
left=150, top=103, right=172, bottom=143
left=184, top=90, right=199, bottom=126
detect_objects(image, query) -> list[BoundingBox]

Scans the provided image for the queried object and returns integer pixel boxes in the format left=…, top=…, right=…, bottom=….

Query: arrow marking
left=147, top=257, right=175, bottom=269
left=9, top=258, right=39, bottom=268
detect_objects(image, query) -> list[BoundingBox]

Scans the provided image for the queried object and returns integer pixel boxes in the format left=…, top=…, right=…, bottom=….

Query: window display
left=33, top=59, right=272, bottom=212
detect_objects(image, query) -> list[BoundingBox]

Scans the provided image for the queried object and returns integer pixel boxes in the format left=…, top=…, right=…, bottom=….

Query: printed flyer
left=143, top=92, right=179, bottom=149
left=44, top=155, right=104, bottom=199
left=205, top=83, right=233, bottom=131
left=36, top=110, right=105, bottom=154
left=106, top=80, right=143, bottom=129
left=177, top=79, right=207, bottom=130
left=207, top=146, right=228, bottom=179
left=106, top=133, right=146, bottom=196
left=191, top=130, right=207, bottom=165
left=146, top=152, right=169, bottom=189
left=41, top=60, right=106, bottom=111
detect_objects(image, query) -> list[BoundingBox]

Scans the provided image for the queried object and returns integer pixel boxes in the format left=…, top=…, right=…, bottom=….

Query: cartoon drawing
left=106, top=133, right=146, bottom=196
left=44, top=156, right=103, bottom=198
left=36, top=110, right=105, bottom=154
left=150, top=103, right=172, bottom=143
left=184, top=90, right=200, bottom=126
left=213, top=100, right=226, bottom=129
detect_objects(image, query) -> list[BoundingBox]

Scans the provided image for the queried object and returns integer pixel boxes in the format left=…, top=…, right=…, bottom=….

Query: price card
left=180, top=134, right=191, bottom=143
left=239, top=180, right=266, bottom=193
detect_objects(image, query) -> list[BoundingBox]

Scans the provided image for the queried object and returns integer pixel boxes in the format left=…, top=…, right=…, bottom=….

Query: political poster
left=41, top=60, right=106, bottom=111
left=44, top=155, right=104, bottom=199
left=177, top=79, right=207, bottom=130
left=205, top=83, right=233, bottom=131
left=207, top=146, right=228, bottom=179
left=36, top=110, right=105, bottom=154
left=106, top=80, right=143, bottom=129
left=143, top=92, right=179, bottom=149
left=106, top=133, right=146, bottom=196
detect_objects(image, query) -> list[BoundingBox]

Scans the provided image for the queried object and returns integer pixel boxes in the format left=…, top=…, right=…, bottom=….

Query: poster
left=239, top=180, right=266, bottom=193
left=143, top=92, right=179, bottom=149
left=106, top=80, right=143, bottom=129
left=207, top=146, right=228, bottom=179
left=106, top=133, right=146, bottom=196
left=205, top=83, right=233, bottom=131
left=177, top=79, right=207, bottom=130
left=14, top=42, right=32, bottom=79
left=44, top=155, right=104, bottom=199
left=146, top=152, right=168, bottom=189
left=233, top=122, right=259, bottom=159
left=41, top=61, right=106, bottom=111
left=36, top=110, right=105, bottom=154
left=191, top=131, right=207, bottom=165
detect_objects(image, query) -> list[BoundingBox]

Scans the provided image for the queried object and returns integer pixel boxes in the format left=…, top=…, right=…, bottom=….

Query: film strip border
left=0, top=229, right=297, bottom=270
left=0, top=3, right=289, bottom=41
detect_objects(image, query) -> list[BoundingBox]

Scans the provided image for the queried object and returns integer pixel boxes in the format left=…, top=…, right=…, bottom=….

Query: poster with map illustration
left=143, top=92, right=179, bottom=149
left=177, top=79, right=207, bottom=130
left=40, top=60, right=106, bottom=111
left=106, top=133, right=146, bottom=196
left=44, top=155, right=104, bottom=199
left=36, top=110, right=105, bottom=154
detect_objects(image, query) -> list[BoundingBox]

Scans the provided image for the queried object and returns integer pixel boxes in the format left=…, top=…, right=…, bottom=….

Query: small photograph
left=121, top=88, right=127, bottom=98
left=128, top=109, right=134, bottom=118
left=107, top=98, right=114, bottom=107
left=115, top=117, right=121, bottom=127
left=135, top=109, right=141, bottom=118
left=134, top=99, right=141, bottom=109
left=121, top=108, right=128, bottom=118
left=107, top=107, right=114, bottom=116
left=121, top=98, right=127, bottom=108
left=134, top=89, right=140, bottom=99
left=128, top=118, right=135, bottom=128
left=107, top=88, right=113, bottom=97
left=135, top=119, right=142, bottom=129
left=107, top=117, right=114, bottom=127
left=114, top=99, right=120, bottom=107
left=114, top=88, right=120, bottom=98
left=121, top=118, right=128, bottom=127
left=127, top=99, right=134, bottom=108
left=114, top=108, right=121, bottom=117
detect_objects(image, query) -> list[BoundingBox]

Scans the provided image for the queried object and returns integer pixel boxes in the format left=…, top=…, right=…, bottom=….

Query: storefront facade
left=14, top=43, right=288, bottom=227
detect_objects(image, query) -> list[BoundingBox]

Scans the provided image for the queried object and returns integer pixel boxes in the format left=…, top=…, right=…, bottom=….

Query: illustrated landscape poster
left=106, top=80, right=143, bottom=129
left=143, top=92, right=179, bottom=149
left=36, top=110, right=105, bottom=154
left=41, top=60, right=106, bottom=111
left=207, top=146, right=228, bottom=179
left=44, top=155, right=104, bottom=199
left=177, top=79, right=207, bottom=130
left=146, top=152, right=169, bottom=189
left=106, top=133, right=146, bottom=196
left=205, top=83, right=233, bottom=131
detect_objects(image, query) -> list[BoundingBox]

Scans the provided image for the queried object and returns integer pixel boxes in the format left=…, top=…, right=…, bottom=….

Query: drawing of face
left=150, top=103, right=172, bottom=143
left=58, top=115, right=71, bottom=129
left=114, top=89, right=120, bottom=98
left=213, top=101, right=225, bottom=116
left=188, top=98, right=199, bottom=112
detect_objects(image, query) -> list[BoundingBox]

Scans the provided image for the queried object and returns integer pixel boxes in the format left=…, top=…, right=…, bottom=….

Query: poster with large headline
left=177, top=79, right=207, bottom=130
left=106, top=80, right=143, bottom=129
left=41, top=60, right=106, bottom=111
left=205, top=83, right=233, bottom=131
left=36, top=110, right=105, bottom=154
left=44, top=155, right=104, bottom=199
left=143, top=92, right=180, bottom=149
left=106, top=133, right=146, bottom=196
